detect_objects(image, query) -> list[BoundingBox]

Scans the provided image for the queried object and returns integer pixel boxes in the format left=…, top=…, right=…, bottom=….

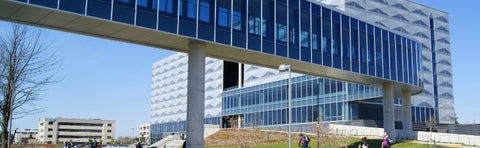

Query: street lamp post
left=278, top=64, right=292, bottom=148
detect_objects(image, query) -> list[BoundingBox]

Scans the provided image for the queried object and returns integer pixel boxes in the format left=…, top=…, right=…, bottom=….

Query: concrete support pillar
left=237, top=115, right=242, bottom=128
left=382, top=82, right=396, bottom=140
left=186, top=43, right=206, bottom=148
left=402, top=91, right=412, bottom=131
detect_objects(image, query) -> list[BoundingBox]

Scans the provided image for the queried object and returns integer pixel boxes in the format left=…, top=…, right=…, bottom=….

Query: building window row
left=58, top=129, right=103, bottom=132
left=58, top=122, right=103, bottom=126
left=21, top=0, right=422, bottom=87
left=58, top=135, right=102, bottom=139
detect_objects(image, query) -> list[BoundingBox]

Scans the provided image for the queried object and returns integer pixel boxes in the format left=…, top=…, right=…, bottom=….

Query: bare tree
left=0, top=24, right=57, bottom=148
left=426, top=115, right=437, bottom=132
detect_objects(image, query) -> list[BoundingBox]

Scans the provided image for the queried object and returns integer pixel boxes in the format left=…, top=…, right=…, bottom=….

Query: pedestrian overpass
left=0, top=0, right=423, bottom=147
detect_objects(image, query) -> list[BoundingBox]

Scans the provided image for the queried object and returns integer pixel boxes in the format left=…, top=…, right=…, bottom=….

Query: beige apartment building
left=139, top=124, right=150, bottom=144
left=37, top=118, right=115, bottom=145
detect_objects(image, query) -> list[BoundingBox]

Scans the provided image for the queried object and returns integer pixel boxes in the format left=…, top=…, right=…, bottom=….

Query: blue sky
left=2, top=0, right=480, bottom=137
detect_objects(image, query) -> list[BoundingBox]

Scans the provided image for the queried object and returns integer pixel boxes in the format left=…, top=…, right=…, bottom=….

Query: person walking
left=381, top=132, right=393, bottom=148
left=298, top=133, right=308, bottom=148
left=67, top=139, right=73, bottom=148
left=358, top=137, right=369, bottom=148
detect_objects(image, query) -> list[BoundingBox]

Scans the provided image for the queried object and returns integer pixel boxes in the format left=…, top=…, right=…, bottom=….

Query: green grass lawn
left=205, top=129, right=453, bottom=148
left=207, top=138, right=453, bottom=148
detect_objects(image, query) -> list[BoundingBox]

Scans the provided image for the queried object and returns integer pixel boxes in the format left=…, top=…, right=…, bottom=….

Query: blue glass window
left=137, top=0, right=158, bottom=29
left=233, top=0, right=247, bottom=48
left=199, top=0, right=211, bottom=23
left=113, top=0, right=135, bottom=25
left=87, top=0, right=112, bottom=20
left=300, top=0, right=310, bottom=62
left=350, top=18, right=359, bottom=73
left=262, top=0, right=275, bottom=54
left=180, top=0, right=196, bottom=18
left=311, top=5, right=322, bottom=64
left=367, top=24, right=375, bottom=76
left=288, top=0, right=300, bottom=60
left=375, top=27, right=383, bottom=77
left=382, top=30, right=390, bottom=79
left=341, top=15, right=350, bottom=71
left=332, top=11, right=341, bottom=69
left=158, top=0, right=177, bottom=33
left=412, top=42, right=418, bottom=85
left=275, top=0, right=287, bottom=57
left=402, top=37, right=408, bottom=83
left=389, top=33, right=397, bottom=81
left=179, top=0, right=197, bottom=37
left=30, top=0, right=57, bottom=9
left=159, top=0, right=174, bottom=13
left=198, top=0, right=214, bottom=41
left=59, top=0, right=86, bottom=14
left=322, top=7, right=332, bottom=67
left=248, top=0, right=261, bottom=51
left=216, top=0, right=231, bottom=45
left=396, top=35, right=403, bottom=82
left=407, top=39, right=413, bottom=84
left=217, top=6, right=229, bottom=27
left=359, top=21, right=367, bottom=74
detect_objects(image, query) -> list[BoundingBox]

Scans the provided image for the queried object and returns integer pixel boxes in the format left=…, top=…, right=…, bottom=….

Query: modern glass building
left=146, top=0, right=452, bottom=143
left=0, top=0, right=452, bottom=145
left=3, top=0, right=423, bottom=87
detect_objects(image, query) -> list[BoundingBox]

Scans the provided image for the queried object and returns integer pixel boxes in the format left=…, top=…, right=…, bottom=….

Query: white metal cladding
left=321, top=0, right=454, bottom=124
left=150, top=53, right=223, bottom=124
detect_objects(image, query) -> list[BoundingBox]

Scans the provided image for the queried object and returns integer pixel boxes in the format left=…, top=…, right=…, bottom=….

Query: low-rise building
left=37, top=118, right=115, bottom=145
left=139, top=124, right=150, bottom=144
left=14, top=129, right=38, bottom=145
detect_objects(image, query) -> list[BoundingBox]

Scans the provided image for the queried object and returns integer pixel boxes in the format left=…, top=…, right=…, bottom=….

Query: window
left=276, top=2, right=287, bottom=42
left=159, top=0, right=174, bottom=13
left=180, top=0, right=196, bottom=19
left=48, top=128, right=53, bottom=131
left=107, top=123, right=112, bottom=127
left=199, top=0, right=210, bottom=22
left=218, top=7, right=229, bottom=27
left=248, top=0, right=261, bottom=36
left=107, top=130, right=112, bottom=132
left=232, top=0, right=246, bottom=31
left=248, top=17, right=261, bottom=35
left=341, top=15, right=350, bottom=71
left=277, top=24, right=287, bottom=42
left=322, top=7, right=332, bottom=67
left=137, top=0, right=157, bottom=8
left=233, top=11, right=242, bottom=30
left=47, top=135, right=53, bottom=138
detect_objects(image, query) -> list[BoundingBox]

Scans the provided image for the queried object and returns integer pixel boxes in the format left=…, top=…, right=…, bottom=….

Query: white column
left=402, top=91, right=412, bottom=131
left=238, top=63, right=242, bottom=88
left=383, top=82, right=396, bottom=140
left=237, top=115, right=242, bottom=128
left=186, top=43, right=206, bottom=148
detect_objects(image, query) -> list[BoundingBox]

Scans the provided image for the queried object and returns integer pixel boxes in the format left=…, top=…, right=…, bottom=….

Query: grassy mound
left=205, top=129, right=453, bottom=148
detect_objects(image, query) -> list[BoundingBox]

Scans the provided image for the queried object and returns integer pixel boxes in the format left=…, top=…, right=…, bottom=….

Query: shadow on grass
left=348, top=139, right=382, bottom=148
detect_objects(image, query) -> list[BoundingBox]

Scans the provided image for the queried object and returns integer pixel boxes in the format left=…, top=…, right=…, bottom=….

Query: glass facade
left=15, top=0, right=437, bottom=144
left=18, top=0, right=423, bottom=87
left=222, top=75, right=382, bottom=127
left=222, top=75, right=434, bottom=127
left=150, top=117, right=220, bottom=141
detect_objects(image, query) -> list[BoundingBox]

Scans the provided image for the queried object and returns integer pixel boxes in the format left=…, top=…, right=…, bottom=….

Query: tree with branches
left=0, top=24, right=57, bottom=148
